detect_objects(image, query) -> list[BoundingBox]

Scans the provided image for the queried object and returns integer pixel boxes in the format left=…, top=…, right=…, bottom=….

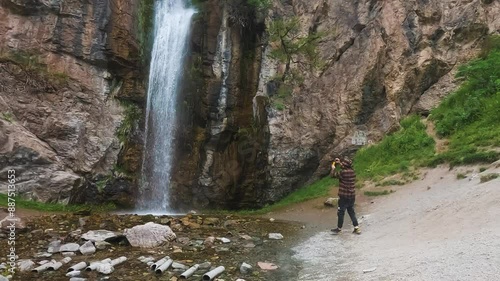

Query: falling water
left=138, top=0, right=195, bottom=213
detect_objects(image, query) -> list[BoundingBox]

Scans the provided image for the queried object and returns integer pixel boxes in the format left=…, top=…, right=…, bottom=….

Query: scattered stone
left=240, top=234, right=252, bottom=240
left=171, top=262, right=188, bottom=270
left=124, top=222, right=176, bottom=248
left=173, top=246, right=183, bottom=253
left=62, top=252, right=76, bottom=257
left=216, top=247, right=230, bottom=252
left=159, top=218, right=170, bottom=225
left=324, top=197, right=339, bottom=207
left=257, top=262, right=278, bottom=270
left=33, top=252, right=52, bottom=258
left=0, top=215, right=27, bottom=233
left=69, top=278, right=87, bottom=281
left=138, top=256, right=155, bottom=263
left=81, top=230, right=118, bottom=242
left=198, top=262, right=212, bottom=270
left=47, top=240, right=61, bottom=253
left=177, top=237, right=190, bottom=244
left=203, top=217, right=220, bottom=225
left=240, top=262, right=252, bottom=274
left=30, top=229, right=43, bottom=235
left=79, top=241, right=96, bottom=255
left=17, top=259, right=35, bottom=272
left=223, top=220, right=238, bottom=228
left=78, top=218, right=87, bottom=228
left=60, top=243, right=80, bottom=252
left=363, top=267, right=377, bottom=273
left=243, top=243, right=256, bottom=248
left=70, top=229, right=82, bottom=239
left=217, top=237, right=231, bottom=243
left=38, top=260, right=51, bottom=265
left=236, top=279, right=246, bottom=281
left=269, top=218, right=275, bottom=222
left=204, top=236, right=216, bottom=246
left=188, top=210, right=197, bottom=215
left=170, top=277, right=178, bottom=281
left=97, top=263, right=114, bottom=274
left=268, top=233, right=283, bottom=240
left=301, top=225, right=306, bottom=229
left=95, top=241, right=112, bottom=250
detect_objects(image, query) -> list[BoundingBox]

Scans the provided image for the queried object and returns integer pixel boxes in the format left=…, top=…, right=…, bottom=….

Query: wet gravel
left=0, top=212, right=305, bottom=281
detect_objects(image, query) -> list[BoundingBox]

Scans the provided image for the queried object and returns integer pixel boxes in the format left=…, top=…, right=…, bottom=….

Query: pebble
left=66, top=270, right=81, bottom=277
left=62, top=252, right=76, bottom=257
left=198, top=261, right=212, bottom=270
left=268, top=233, right=284, bottom=240
left=17, top=259, right=35, bottom=272
left=217, top=237, right=231, bottom=243
left=47, top=240, right=61, bottom=253
left=60, top=243, right=80, bottom=252
left=138, top=256, right=155, bottom=263
left=79, top=241, right=96, bottom=255
left=95, top=241, right=112, bottom=250
left=172, top=262, right=188, bottom=270
left=363, top=267, right=377, bottom=273
left=240, top=234, right=252, bottom=240
left=240, top=262, right=252, bottom=274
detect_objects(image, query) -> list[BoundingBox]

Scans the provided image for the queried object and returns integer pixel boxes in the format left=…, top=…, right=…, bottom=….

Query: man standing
left=330, top=157, right=361, bottom=234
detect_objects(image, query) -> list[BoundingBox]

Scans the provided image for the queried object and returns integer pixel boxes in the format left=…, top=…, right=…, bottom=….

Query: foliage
left=246, top=0, right=271, bottom=9
left=137, top=0, right=155, bottom=62
left=427, top=36, right=500, bottom=166
left=456, top=173, right=467, bottom=179
left=480, top=173, right=499, bottom=183
left=1, top=112, right=13, bottom=122
left=364, top=190, right=394, bottom=197
left=116, top=101, right=142, bottom=144
left=0, top=193, right=116, bottom=213
left=267, top=17, right=324, bottom=82
left=354, top=115, right=435, bottom=180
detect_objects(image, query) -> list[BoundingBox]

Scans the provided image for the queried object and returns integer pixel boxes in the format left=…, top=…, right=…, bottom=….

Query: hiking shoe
left=331, top=228, right=342, bottom=234
left=353, top=227, right=361, bottom=235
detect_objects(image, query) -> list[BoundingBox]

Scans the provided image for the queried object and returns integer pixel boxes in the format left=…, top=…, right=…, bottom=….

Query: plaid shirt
left=331, top=168, right=356, bottom=199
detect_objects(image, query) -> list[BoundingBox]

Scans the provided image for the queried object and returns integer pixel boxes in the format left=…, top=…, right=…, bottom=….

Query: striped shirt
left=331, top=168, right=356, bottom=199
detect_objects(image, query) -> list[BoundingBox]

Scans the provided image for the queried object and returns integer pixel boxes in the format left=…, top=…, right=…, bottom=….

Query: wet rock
left=204, top=236, right=215, bottom=247
left=217, top=237, right=231, bottom=243
left=30, top=229, right=43, bottom=235
left=82, top=230, right=119, bottom=242
left=177, top=237, right=190, bottom=244
left=79, top=241, right=96, bottom=255
left=18, top=259, right=35, bottom=272
left=199, top=262, right=212, bottom=270
left=243, top=243, right=256, bottom=248
left=324, top=197, right=339, bottom=207
left=138, top=256, right=155, bottom=263
left=33, top=252, right=52, bottom=258
left=124, top=222, right=176, bottom=248
left=240, top=262, right=252, bottom=274
left=240, top=234, right=252, bottom=240
left=223, top=220, right=238, bottom=228
left=268, top=233, right=283, bottom=240
left=47, top=240, right=61, bottom=253
left=95, top=241, right=111, bottom=250
left=60, top=243, right=80, bottom=252
left=257, top=262, right=278, bottom=270
left=97, top=263, right=114, bottom=274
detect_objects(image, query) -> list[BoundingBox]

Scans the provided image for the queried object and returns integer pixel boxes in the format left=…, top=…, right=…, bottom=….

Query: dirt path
left=278, top=164, right=500, bottom=281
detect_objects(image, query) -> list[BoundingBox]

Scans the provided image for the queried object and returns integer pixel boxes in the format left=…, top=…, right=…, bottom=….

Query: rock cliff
left=0, top=0, right=144, bottom=206
left=171, top=0, right=500, bottom=209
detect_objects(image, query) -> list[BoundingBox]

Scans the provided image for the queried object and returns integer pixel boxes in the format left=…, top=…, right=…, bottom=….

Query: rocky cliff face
left=171, top=0, right=500, bottom=209
left=0, top=0, right=144, bottom=205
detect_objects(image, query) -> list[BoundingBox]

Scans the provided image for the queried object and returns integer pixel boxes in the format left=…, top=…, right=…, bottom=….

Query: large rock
left=0, top=0, right=144, bottom=205
left=82, top=230, right=120, bottom=243
left=124, top=222, right=176, bottom=248
left=0, top=215, right=26, bottom=233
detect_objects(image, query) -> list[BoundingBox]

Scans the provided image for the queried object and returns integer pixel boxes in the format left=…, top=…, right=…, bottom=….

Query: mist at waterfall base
left=137, top=0, right=195, bottom=214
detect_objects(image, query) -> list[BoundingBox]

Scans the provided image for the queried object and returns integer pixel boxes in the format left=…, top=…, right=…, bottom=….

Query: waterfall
left=138, top=0, right=195, bottom=213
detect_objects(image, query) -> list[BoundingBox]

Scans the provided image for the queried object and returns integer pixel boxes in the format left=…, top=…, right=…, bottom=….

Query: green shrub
left=480, top=173, right=499, bottom=183
left=354, top=115, right=435, bottom=180
left=456, top=173, right=467, bottom=179
left=364, top=190, right=394, bottom=197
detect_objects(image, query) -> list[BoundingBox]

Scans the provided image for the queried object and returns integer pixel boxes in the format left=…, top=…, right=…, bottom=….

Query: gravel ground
left=292, top=165, right=500, bottom=281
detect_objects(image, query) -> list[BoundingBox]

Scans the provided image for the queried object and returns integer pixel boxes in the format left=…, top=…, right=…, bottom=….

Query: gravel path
left=292, top=165, right=500, bottom=281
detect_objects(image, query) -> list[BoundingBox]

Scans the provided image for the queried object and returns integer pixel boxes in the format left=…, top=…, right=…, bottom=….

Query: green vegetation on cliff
left=354, top=115, right=435, bottom=181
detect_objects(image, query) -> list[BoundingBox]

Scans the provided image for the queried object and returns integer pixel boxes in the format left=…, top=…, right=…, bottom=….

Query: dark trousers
left=337, top=197, right=359, bottom=228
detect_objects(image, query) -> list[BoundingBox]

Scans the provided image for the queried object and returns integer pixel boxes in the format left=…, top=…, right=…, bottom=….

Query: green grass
left=479, top=167, right=487, bottom=172
left=427, top=36, right=500, bottom=166
left=480, top=173, right=499, bottom=183
left=456, top=173, right=467, bottom=179
left=354, top=115, right=435, bottom=181
left=1, top=112, right=13, bottom=122
left=377, top=179, right=406, bottom=186
left=0, top=193, right=116, bottom=213
left=364, top=190, right=394, bottom=197
left=229, top=177, right=338, bottom=215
